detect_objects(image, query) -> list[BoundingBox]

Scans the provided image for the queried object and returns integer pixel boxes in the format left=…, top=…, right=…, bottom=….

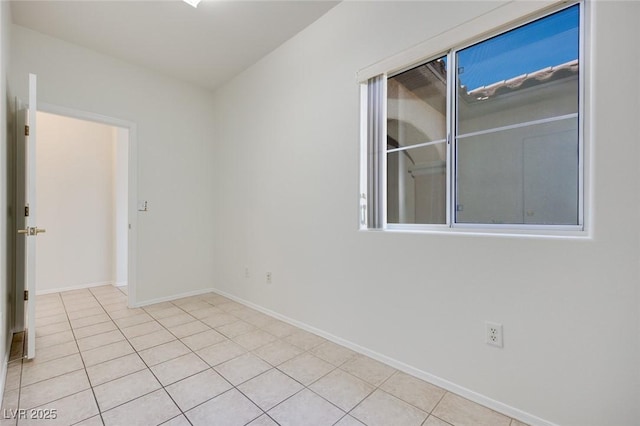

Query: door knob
left=17, top=227, right=46, bottom=236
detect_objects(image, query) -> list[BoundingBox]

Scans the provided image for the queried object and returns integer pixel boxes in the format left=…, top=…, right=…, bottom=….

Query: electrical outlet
left=485, top=322, right=503, bottom=348
left=266, top=272, right=272, bottom=284
left=244, top=267, right=250, bottom=279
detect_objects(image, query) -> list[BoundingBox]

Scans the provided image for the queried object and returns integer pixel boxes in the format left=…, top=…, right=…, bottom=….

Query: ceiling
left=10, top=0, right=339, bottom=91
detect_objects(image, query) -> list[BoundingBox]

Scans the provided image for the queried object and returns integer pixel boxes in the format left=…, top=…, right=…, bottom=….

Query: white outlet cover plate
left=485, top=322, right=503, bottom=348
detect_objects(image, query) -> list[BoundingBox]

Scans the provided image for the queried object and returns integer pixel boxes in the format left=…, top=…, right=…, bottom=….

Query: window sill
left=360, top=224, right=590, bottom=240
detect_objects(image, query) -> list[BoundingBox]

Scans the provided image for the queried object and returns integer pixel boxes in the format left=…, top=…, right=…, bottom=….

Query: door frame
left=35, top=103, right=138, bottom=309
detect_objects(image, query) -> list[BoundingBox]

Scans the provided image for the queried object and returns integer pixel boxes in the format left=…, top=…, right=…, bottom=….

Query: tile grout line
left=105, top=294, right=291, bottom=424
left=91, top=287, right=223, bottom=425
left=238, top=342, right=353, bottom=424
left=31, top=291, right=340, bottom=425
left=159, top=298, right=368, bottom=425
left=189, top=304, right=323, bottom=423
left=59, top=290, right=107, bottom=426
left=137, top=296, right=270, bottom=425
left=34, top=291, right=364, bottom=425
left=87, top=288, right=193, bottom=425
left=155, top=299, right=290, bottom=422
left=423, top=412, right=455, bottom=426
left=15, top=295, right=99, bottom=423
left=208, top=299, right=516, bottom=426
left=25, top=288, right=524, bottom=426
left=136, top=296, right=252, bottom=423
left=431, top=390, right=450, bottom=418
left=334, top=363, right=443, bottom=425
left=15, top=296, right=69, bottom=422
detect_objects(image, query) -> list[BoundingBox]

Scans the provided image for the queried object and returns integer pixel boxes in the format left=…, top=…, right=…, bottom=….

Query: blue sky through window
left=456, top=5, right=579, bottom=91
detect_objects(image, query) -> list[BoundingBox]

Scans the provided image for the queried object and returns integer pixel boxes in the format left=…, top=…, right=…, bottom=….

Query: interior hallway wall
left=9, top=24, right=218, bottom=304
left=113, top=127, right=128, bottom=287
left=35, top=112, right=117, bottom=293
left=209, top=2, right=640, bottom=425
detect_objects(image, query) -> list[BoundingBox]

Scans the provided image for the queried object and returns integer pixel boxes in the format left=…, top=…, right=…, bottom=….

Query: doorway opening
left=12, top=91, right=138, bottom=362
left=35, top=111, right=129, bottom=296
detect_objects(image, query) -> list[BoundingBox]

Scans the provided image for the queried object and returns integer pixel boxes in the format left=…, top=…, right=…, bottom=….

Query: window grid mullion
left=456, top=113, right=579, bottom=140
left=386, top=138, right=448, bottom=154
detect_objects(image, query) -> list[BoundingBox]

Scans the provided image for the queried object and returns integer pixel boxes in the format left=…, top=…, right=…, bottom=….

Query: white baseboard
left=114, top=282, right=127, bottom=288
left=132, top=287, right=215, bottom=308
left=36, top=281, right=115, bottom=296
left=211, top=287, right=558, bottom=426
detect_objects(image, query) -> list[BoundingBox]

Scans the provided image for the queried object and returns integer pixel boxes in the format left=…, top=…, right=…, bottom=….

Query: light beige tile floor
left=0, top=286, right=528, bottom=426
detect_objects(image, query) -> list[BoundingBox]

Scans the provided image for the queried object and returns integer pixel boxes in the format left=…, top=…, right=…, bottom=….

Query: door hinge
left=24, top=125, right=29, bottom=136
left=24, top=290, right=29, bottom=301
left=24, top=205, right=29, bottom=217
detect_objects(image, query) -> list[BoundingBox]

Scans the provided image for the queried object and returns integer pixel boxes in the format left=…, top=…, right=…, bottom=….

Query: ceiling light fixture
left=183, top=0, right=201, bottom=8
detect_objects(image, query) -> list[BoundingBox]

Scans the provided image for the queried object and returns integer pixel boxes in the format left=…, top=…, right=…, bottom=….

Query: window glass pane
left=455, top=5, right=580, bottom=226
left=388, top=143, right=446, bottom=224
left=387, top=56, right=447, bottom=225
left=456, top=118, right=578, bottom=225
left=456, top=5, right=579, bottom=135
left=388, top=57, right=447, bottom=149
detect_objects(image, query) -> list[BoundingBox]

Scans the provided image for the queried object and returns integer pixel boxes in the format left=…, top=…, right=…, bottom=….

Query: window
left=361, top=3, right=583, bottom=233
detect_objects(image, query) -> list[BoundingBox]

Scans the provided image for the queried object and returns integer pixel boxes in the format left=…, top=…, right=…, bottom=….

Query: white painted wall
left=9, top=24, right=218, bottom=303
left=209, top=2, right=640, bottom=426
left=35, top=112, right=117, bottom=293
left=114, top=127, right=128, bottom=287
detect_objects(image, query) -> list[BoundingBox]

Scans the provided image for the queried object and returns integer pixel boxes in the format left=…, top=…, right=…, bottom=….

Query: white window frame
left=359, top=0, right=587, bottom=237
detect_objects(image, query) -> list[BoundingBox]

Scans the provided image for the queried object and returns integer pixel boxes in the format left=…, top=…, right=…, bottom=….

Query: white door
left=17, top=74, right=43, bottom=360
